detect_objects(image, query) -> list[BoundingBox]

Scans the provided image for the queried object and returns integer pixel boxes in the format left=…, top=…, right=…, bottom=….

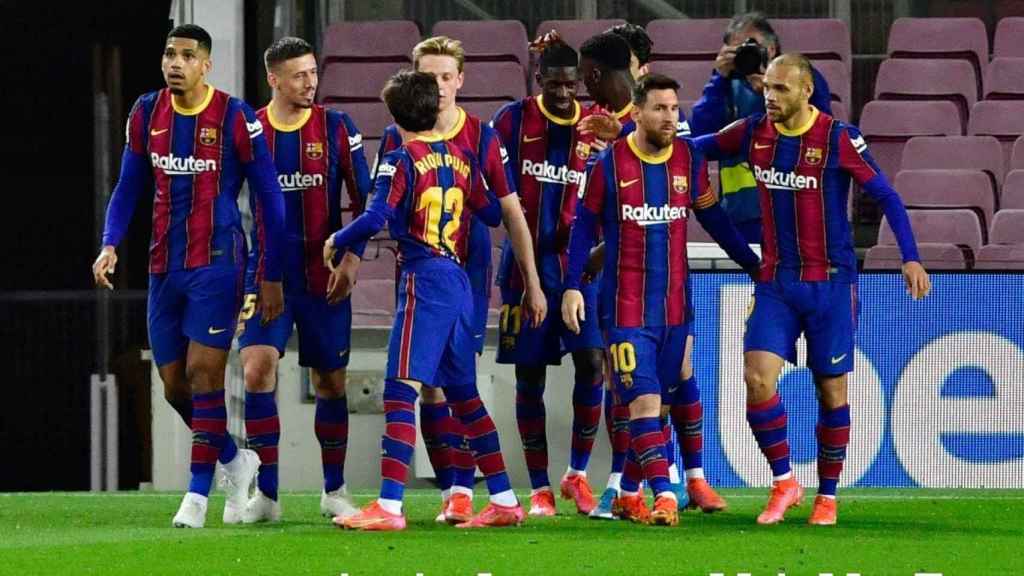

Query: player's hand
left=902, top=261, right=931, bottom=300
left=323, top=235, right=338, bottom=271
left=92, top=246, right=118, bottom=290
left=746, top=72, right=765, bottom=94
left=582, top=243, right=605, bottom=284
left=590, top=139, right=608, bottom=153
left=259, top=280, right=284, bottom=324
left=523, top=284, right=547, bottom=329
left=578, top=113, right=622, bottom=142
left=327, top=252, right=361, bottom=305
left=714, top=44, right=738, bottom=77
left=561, top=289, right=585, bottom=335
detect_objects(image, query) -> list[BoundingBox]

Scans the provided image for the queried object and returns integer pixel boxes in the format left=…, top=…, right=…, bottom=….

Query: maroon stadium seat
left=864, top=243, right=967, bottom=270
left=994, top=17, right=1024, bottom=58
left=1013, top=136, right=1024, bottom=170
left=976, top=209, right=1024, bottom=269
left=886, top=17, right=988, bottom=99
left=1004, top=170, right=1024, bottom=209
left=900, top=136, right=1005, bottom=197
left=321, top=21, right=419, bottom=67
left=858, top=101, right=962, bottom=181
left=872, top=210, right=983, bottom=268
left=831, top=101, right=849, bottom=123
left=984, top=58, right=1024, bottom=100
left=432, top=20, right=529, bottom=67
left=771, top=18, right=852, bottom=70
left=894, top=170, right=996, bottom=236
left=535, top=19, right=626, bottom=50
left=461, top=61, right=527, bottom=102
left=648, top=60, right=716, bottom=101
left=330, top=102, right=392, bottom=140
left=813, top=59, right=851, bottom=104
left=646, top=19, right=731, bottom=61
left=968, top=101, right=1024, bottom=169
left=874, top=59, right=977, bottom=132
left=318, top=62, right=405, bottom=104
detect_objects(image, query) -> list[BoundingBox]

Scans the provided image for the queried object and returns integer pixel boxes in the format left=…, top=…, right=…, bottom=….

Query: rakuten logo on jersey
left=522, top=159, right=585, bottom=186
left=753, top=165, right=819, bottom=191
left=150, top=153, right=217, bottom=175
left=621, top=204, right=687, bottom=226
left=278, top=172, right=324, bottom=192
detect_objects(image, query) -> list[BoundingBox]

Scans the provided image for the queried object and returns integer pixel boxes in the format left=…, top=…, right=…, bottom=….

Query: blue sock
left=188, top=390, right=230, bottom=496
left=570, top=371, right=603, bottom=472
left=315, top=396, right=349, bottom=493
left=245, top=391, right=279, bottom=500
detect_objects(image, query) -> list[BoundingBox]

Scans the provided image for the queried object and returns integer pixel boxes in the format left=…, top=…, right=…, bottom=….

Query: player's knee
left=629, top=394, right=661, bottom=419
left=572, top=349, right=605, bottom=380
left=313, top=368, right=346, bottom=399
left=185, top=356, right=225, bottom=393
left=242, top=351, right=277, bottom=393
left=743, top=364, right=773, bottom=398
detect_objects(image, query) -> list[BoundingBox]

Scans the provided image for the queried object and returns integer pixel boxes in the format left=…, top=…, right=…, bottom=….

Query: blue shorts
left=148, top=265, right=243, bottom=367
left=605, top=324, right=690, bottom=406
left=496, top=280, right=604, bottom=366
left=236, top=286, right=353, bottom=371
left=386, top=258, right=477, bottom=388
left=744, top=279, right=858, bottom=375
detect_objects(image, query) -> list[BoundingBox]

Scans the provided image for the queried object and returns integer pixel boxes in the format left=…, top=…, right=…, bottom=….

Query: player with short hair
left=607, top=23, right=653, bottom=80
left=695, top=53, right=930, bottom=525
left=92, top=24, right=284, bottom=528
left=325, top=70, right=531, bottom=531
left=563, top=73, right=759, bottom=526
left=374, top=35, right=547, bottom=524
left=490, top=38, right=604, bottom=516
left=235, top=36, right=371, bottom=524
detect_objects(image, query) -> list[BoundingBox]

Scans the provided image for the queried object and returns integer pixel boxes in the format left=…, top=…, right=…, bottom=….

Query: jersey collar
left=627, top=132, right=672, bottom=164
left=613, top=102, right=634, bottom=120
left=774, top=106, right=820, bottom=137
left=441, top=107, right=467, bottom=140
left=537, top=95, right=580, bottom=126
left=266, top=106, right=312, bottom=132
left=171, top=84, right=215, bottom=116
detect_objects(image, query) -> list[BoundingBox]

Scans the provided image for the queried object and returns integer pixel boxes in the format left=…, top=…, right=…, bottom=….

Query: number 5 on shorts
left=236, top=293, right=258, bottom=335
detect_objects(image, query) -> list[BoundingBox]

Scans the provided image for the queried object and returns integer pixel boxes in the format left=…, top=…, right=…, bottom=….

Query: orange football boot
left=559, top=474, right=597, bottom=515
left=528, top=489, right=557, bottom=516
left=455, top=502, right=525, bottom=528
left=336, top=501, right=406, bottom=531
left=443, top=492, right=474, bottom=524
left=614, top=493, right=651, bottom=524
left=686, top=478, right=728, bottom=513
left=756, top=477, right=804, bottom=525
left=807, top=495, right=837, bottom=525
left=649, top=494, right=679, bottom=526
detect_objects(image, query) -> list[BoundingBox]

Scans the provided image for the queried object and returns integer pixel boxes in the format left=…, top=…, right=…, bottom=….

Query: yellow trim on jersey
left=266, top=106, right=311, bottom=132
left=719, top=163, right=758, bottom=195
left=774, top=106, right=820, bottom=137
left=412, top=132, right=445, bottom=143
left=537, top=95, right=581, bottom=126
left=172, top=84, right=215, bottom=116
left=694, top=190, right=718, bottom=209
left=441, top=107, right=468, bottom=140
left=613, top=102, right=635, bottom=120
left=627, top=132, right=672, bottom=164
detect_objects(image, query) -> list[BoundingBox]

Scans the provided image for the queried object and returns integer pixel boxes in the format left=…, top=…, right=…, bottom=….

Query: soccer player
left=562, top=73, right=760, bottom=526
left=324, top=70, right=530, bottom=531
left=375, top=36, right=546, bottom=524
left=607, top=23, right=652, bottom=82
left=92, top=24, right=284, bottom=528
left=235, top=37, right=371, bottom=523
left=695, top=53, right=930, bottom=525
left=490, top=39, right=604, bottom=516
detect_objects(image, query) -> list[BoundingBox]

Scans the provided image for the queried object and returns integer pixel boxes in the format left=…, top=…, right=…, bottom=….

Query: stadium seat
left=872, top=210, right=983, bottom=268
left=330, top=102, right=392, bottom=140
left=900, top=136, right=1005, bottom=199
left=351, top=278, right=397, bottom=326
left=679, top=99, right=696, bottom=119
left=812, top=59, right=851, bottom=104
left=994, top=17, right=1024, bottom=57
left=460, top=61, right=527, bottom=102
left=858, top=101, right=962, bottom=181
left=1001, top=170, right=1024, bottom=209
left=894, top=170, right=996, bottom=237
left=321, top=20, right=419, bottom=67
left=985, top=58, right=1024, bottom=100
left=535, top=19, right=627, bottom=50
left=1013, top=136, right=1024, bottom=170
left=432, top=20, right=529, bottom=67
left=318, top=62, right=405, bottom=103
left=646, top=19, right=731, bottom=61
left=648, top=60, right=716, bottom=101
left=886, top=17, right=988, bottom=99
left=874, top=59, right=977, bottom=132
left=976, top=209, right=1024, bottom=269
left=359, top=242, right=399, bottom=280
left=968, top=101, right=1024, bottom=169
left=831, top=101, right=849, bottom=122
left=771, top=18, right=852, bottom=70
left=864, top=243, right=967, bottom=270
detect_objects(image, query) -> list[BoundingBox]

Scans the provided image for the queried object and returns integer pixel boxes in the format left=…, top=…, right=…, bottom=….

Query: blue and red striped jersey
left=106, top=86, right=284, bottom=278
left=569, top=133, right=717, bottom=328
left=582, top=102, right=691, bottom=140
left=375, top=136, right=494, bottom=264
left=254, top=104, right=370, bottom=295
left=697, top=107, right=920, bottom=283
left=491, top=95, right=595, bottom=291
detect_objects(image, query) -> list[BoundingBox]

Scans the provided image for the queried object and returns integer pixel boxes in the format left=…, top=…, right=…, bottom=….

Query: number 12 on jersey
left=417, top=186, right=464, bottom=253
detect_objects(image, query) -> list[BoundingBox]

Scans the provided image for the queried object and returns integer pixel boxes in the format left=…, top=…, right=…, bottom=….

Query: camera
left=733, top=37, right=768, bottom=77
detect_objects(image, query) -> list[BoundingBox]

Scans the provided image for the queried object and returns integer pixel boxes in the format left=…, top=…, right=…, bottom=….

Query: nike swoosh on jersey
left=831, top=353, right=848, bottom=364
left=619, top=178, right=640, bottom=188
left=754, top=142, right=771, bottom=149
left=523, top=135, right=543, bottom=143
left=150, top=128, right=169, bottom=136
left=208, top=327, right=228, bottom=335
left=338, top=348, right=349, bottom=357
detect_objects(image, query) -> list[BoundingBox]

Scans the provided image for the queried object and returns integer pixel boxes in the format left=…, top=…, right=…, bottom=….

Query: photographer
left=691, top=13, right=833, bottom=243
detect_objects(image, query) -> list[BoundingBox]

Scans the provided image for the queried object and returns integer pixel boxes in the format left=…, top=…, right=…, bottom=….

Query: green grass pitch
left=2, top=489, right=1021, bottom=575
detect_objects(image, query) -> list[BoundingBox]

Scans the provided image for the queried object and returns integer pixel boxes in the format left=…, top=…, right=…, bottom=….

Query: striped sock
left=448, top=416, right=477, bottom=493
left=569, top=371, right=603, bottom=472
left=610, top=401, right=631, bottom=475
left=188, top=390, right=230, bottom=496
left=419, top=401, right=454, bottom=493
left=315, top=396, right=349, bottom=493
left=245, top=391, right=279, bottom=500
left=660, top=415, right=677, bottom=472
left=746, top=393, right=792, bottom=479
left=448, top=385, right=513, bottom=500
left=515, top=380, right=549, bottom=490
left=671, top=376, right=704, bottom=472
left=620, top=448, right=643, bottom=494
left=630, top=417, right=672, bottom=495
left=379, top=380, right=417, bottom=504
left=817, top=403, right=851, bottom=497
